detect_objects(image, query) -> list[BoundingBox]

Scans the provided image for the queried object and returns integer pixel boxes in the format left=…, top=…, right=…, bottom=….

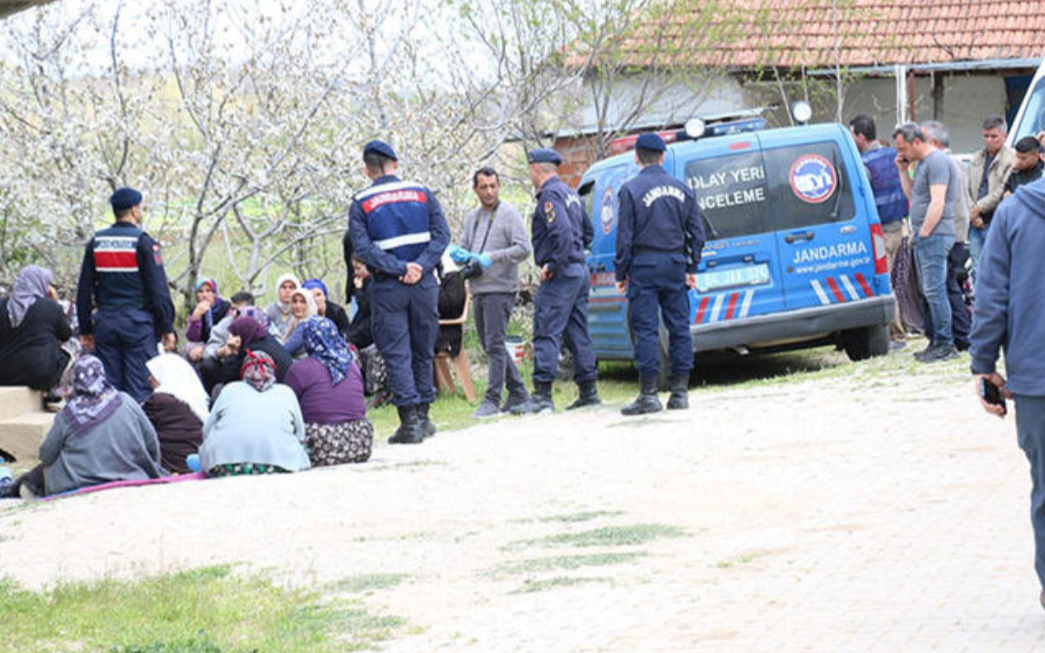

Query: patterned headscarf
left=7, top=265, right=51, bottom=328
left=240, top=350, right=276, bottom=393
left=302, top=317, right=352, bottom=385
left=61, top=355, right=123, bottom=437
left=194, top=277, right=223, bottom=331
left=236, top=305, right=270, bottom=330
left=228, top=316, right=269, bottom=347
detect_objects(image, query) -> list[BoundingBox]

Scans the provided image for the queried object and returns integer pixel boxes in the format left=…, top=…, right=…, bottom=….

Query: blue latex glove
left=448, top=244, right=474, bottom=263
left=476, top=252, right=493, bottom=268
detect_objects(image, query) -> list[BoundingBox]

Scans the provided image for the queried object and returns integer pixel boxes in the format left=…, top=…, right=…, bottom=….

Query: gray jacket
left=40, top=394, right=164, bottom=494
left=458, top=201, right=532, bottom=294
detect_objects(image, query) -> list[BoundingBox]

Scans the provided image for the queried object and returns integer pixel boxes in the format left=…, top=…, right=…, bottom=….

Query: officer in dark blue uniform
left=615, top=133, right=705, bottom=414
left=76, top=187, right=176, bottom=403
left=348, top=140, right=450, bottom=444
left=512, top=148, right=600, bottom=414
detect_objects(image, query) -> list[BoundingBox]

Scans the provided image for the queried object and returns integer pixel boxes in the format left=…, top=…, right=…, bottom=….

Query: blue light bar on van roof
left=704, top=118, right=767, bottom=137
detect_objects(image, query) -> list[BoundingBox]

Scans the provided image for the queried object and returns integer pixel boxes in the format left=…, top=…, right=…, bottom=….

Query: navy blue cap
left=110, top=187, right=142, bottom=212
left=527, top=148, right=563, bottom=165
left=363, top=139, right=398, bottom=161
left=635, top=133, right=666, bottom=152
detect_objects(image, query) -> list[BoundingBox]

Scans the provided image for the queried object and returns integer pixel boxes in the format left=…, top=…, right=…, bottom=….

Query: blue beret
left=635, top=133, right=666, bottom=152
left=363, top=139, right=398, bottom=161
left=527, top=148, right=563, bottom=165
left=110, top=187, right=142, bottom=212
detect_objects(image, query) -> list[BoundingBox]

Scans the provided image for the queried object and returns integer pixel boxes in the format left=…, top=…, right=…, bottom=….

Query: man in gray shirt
left=893, top=122, right=959, bottom=363
left=452, top=167, right=533, bottom=418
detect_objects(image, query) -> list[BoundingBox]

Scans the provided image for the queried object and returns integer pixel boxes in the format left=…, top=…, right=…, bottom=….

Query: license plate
left=696, top=263, right=770, bottom=292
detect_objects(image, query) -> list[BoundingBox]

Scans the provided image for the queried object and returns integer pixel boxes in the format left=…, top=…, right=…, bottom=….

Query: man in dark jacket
left=615, top=133, right=704, bottom=414
left=512, top=148, right=600, bottom=415
left=76, top=187, right=176, bottom=402
left=1002, top=136, right=1044, bottom=200
left=970, top=177, right=1045, bottom=612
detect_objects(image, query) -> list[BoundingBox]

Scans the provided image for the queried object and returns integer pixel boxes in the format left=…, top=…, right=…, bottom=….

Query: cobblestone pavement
left=1, top=354, right=1043, bottom=652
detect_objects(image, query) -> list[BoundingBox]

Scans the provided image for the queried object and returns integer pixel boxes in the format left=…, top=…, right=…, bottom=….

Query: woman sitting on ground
left=282, top=287, right=318, bottom=357
left=199, top=350, right=310, bottom=477
left=0, top=265, right=74, bottom=395
left=286, top=317, right=372, bottom=465
left=183, top=277, right=230, bottom=364
left=27, top=355, right=164, bottom=496
left=143, top=354, right=210, bottom=474
left=301, top=278, right=351, bottom=342
left=213, top=315, right=294, bottom=388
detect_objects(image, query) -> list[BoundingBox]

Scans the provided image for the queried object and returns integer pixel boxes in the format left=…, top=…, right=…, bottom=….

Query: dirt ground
left=2, top=347, right=1044, bottom=652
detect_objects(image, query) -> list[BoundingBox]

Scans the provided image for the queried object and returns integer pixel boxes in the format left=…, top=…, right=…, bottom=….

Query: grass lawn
left=0, top=565, right=404, bottom=653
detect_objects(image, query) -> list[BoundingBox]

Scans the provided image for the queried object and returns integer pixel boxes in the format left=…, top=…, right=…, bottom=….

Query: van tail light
left=870, top=223, right=888, bottom=275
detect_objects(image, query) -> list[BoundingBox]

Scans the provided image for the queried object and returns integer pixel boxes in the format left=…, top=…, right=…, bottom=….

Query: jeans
left=473, top=292, right=526, bottom=404
left=923, top=241, right=971, bottom=349
left=913, top=233, right=954, bottom=347
left=968, top=223, right=990, bottom=290
left=1015, top=395, right=1045, bottom=590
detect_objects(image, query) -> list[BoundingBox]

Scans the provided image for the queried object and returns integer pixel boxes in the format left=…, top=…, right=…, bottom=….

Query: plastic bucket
left=505, top=336, right=526, bottom=365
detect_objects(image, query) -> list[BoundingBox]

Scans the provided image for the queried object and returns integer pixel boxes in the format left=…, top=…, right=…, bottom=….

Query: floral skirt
left=207, top=463, right=290, bottom=477
left=304, top=419, right=373, bottom=466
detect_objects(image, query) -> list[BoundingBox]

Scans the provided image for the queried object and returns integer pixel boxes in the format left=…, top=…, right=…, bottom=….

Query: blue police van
left=578, top=114, right=896, bottom=373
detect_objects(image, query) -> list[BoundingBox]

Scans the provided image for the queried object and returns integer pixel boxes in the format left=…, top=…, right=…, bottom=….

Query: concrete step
left=0, top=410, right=54, bottom=462
left=0, top=386, right=42, bottom=420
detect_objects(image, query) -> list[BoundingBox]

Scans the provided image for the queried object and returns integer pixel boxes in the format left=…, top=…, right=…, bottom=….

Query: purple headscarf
left=61, top=355, right=123, bottom=437
left=228, top=316, right=270, bottom=347
left=236, top=306, right=270, bottom=330
left=7, top=265, right=51, bottom=328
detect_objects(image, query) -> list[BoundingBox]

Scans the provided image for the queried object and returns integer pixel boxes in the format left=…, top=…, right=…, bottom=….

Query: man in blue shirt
left=850, top=114, right=908, bottom=348
left=348, top=140, right=450, bottom=444
left=76, top=187, right=175, bottom=402
left=615, top=133, right=704, bottom=414
left=512, top=148, right=600, bottom=414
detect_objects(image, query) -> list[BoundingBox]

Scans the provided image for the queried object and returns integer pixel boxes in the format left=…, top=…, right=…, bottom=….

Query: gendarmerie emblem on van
left=789, top=154, right=837, bottom=204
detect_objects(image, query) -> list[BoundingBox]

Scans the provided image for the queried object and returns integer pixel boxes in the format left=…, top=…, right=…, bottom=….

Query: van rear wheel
left=841, top=325, right=889, bottom=361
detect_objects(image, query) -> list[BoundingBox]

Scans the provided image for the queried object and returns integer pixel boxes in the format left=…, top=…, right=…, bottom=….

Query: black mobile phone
left=980, top=377, right=1007, bottom=414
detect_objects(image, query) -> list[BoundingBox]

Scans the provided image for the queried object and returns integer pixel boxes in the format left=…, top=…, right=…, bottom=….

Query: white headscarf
left=146, top=354, right=210, bottom=423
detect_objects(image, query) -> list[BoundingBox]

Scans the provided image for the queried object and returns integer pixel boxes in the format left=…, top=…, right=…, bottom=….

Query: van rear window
left=684, top=141, right=855, bottom=239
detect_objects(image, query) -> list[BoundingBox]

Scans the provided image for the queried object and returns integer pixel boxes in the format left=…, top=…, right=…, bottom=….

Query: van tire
left=841, top=325, right=889, bottom=361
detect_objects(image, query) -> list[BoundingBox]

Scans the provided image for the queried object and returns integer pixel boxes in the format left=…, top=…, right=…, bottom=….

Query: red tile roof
left=592, top=0, right=1045, bottom=70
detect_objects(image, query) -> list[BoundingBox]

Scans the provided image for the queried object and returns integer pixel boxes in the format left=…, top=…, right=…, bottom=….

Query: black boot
left=511, top=381, right=555, bottom=415
left=566, top=379, right=601, bottom=410
left=621, top=377, right=662, bottom=416
left=419, top=403, right=436, bottom=439
left=666, top=375, right=689, bottom=410
left=388, top=405, right=425, bottom=444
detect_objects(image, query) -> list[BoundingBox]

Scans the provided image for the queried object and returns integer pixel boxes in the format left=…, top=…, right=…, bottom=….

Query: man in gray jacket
left=451, top=167, right=533, bottom=418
